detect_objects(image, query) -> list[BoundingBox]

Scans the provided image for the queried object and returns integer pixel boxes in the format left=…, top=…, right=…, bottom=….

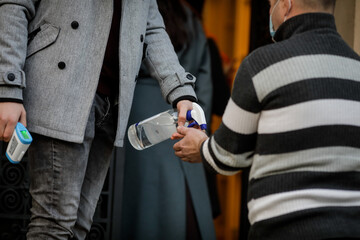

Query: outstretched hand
left=173, top=126, right=208, bottom=163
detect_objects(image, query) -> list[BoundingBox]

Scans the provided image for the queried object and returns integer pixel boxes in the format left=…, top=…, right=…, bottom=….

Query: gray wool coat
left=0, top=0, right=196, bottom=147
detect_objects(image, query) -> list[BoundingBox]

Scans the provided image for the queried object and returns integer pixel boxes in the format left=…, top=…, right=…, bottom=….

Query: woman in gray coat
left=121, top=1, right=215, bottom=239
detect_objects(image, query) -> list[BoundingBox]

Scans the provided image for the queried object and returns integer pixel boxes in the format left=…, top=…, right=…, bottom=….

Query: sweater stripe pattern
left=201, top=13, right=360, bottom=239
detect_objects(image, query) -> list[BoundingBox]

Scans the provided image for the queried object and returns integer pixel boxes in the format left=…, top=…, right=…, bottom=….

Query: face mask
left=269, top=0, right=281, bottom=38
left=269, top=0, right=292, bottom=38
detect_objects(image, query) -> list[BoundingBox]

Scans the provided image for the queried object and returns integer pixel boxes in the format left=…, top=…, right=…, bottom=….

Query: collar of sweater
left=273, top=12, right=337, bottom=42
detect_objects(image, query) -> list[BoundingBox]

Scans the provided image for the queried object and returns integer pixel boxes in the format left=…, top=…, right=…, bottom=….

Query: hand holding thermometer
left=6, top=122, right=32, bottom=164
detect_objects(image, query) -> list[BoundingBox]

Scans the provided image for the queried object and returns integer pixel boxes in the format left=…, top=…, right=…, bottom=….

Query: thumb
left=177, top=126, right=189, bottom=135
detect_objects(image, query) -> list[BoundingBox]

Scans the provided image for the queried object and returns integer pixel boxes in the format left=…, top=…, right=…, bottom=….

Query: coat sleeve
left=201, top=59, right=261, bottom=175
left=0, top=0, right=38, bottom=101
left=143, top=0, right=197, bottom=106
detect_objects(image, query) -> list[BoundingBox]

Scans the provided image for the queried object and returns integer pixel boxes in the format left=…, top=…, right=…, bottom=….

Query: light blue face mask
left=269, top=0, right=281, bottom=38
left=269, top=0, right=291, bottom=39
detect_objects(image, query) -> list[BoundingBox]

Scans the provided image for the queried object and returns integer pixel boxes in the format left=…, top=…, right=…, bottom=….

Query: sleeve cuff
left=0, top=71, right=26, bottom=88
left=167, top=83, right=197, bottom=105
left=200, top=140, right=218, bottom=175
left=0, top=86, right=23, bottom=102
left=0, top=98, right=23, bottom=103
left=172, top=95, right=197, bottom=108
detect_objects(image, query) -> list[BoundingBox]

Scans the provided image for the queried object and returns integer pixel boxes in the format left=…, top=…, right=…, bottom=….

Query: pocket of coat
left=26, top=23, right=60, bottom=58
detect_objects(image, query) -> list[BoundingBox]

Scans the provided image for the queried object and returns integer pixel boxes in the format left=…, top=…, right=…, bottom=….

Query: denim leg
left=72, top=95, right=117, bottom=239
left=26, top=94, right=117, bottom=240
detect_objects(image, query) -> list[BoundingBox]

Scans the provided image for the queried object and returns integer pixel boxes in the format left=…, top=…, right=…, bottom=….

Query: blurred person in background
left=186, top=0, right=232, bottom=220
left=121, top=0, right=215, bottom=239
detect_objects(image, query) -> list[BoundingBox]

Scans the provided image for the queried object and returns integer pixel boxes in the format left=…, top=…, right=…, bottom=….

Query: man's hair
left=301, top=0, right=336, bottom=10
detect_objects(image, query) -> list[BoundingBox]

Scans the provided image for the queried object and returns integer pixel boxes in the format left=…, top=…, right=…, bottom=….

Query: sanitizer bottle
left=127, top=102, right=207, bottom=150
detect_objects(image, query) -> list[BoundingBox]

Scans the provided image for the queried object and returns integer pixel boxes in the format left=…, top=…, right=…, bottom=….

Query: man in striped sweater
left=173, top=0, right=360, bottom=239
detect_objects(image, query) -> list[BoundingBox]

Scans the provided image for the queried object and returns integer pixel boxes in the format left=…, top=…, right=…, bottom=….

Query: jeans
left=27, top=93, right=117, bottom=240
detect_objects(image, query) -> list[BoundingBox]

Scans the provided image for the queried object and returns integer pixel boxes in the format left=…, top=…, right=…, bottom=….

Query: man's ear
left=283, top=0, right=293, bottom=20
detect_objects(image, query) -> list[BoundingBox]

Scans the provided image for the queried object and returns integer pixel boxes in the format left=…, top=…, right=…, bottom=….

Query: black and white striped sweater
left=202, top=13, right=360, bottom=239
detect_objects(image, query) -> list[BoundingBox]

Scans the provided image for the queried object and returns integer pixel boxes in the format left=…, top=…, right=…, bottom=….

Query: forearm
left=200, top=61, right=261, bottom=175
left=200, top=124, right=256, bottom=176
left=144, top=0, right=197, bottom=105
left=0, top=1, right=37, bottom=100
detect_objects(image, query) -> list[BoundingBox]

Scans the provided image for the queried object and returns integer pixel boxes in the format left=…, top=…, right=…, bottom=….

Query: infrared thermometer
left=6, top=122, right=32, bottom=164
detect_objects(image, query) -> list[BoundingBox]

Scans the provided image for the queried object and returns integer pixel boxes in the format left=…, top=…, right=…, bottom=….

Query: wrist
left=198, top=135, right=208, bottom=152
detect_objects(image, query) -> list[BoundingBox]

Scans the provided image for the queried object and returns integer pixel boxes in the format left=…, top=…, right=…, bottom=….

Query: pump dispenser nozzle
left=186, top=102, right=207, bottom=130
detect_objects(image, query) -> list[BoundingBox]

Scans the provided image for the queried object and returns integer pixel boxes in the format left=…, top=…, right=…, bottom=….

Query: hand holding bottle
left=176, top=100, right=193, bottom=127
left=127, top=101, right=207, bottom=150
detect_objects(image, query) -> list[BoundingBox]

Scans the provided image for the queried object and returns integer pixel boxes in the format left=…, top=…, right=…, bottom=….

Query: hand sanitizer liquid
left=127, top=109, right=178, bottom=150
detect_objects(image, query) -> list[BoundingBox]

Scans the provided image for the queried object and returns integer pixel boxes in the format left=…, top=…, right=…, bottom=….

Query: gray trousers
left=27, top=94, right=117, bottom=239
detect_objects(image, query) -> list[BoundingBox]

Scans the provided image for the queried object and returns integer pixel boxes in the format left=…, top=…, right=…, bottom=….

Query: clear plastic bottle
left=128, top=103, right=207, bottom=151
left=127, top=109, right=179, bottom=150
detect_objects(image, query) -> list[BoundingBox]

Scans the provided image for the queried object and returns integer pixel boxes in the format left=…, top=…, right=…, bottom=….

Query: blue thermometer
left=6, top=122, right=32, bottom=164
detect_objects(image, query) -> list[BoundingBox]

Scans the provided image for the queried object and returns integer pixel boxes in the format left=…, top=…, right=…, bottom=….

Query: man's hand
left=0, top=102, right=26, bottom=142
left=173, top=126, right=208, bottom=163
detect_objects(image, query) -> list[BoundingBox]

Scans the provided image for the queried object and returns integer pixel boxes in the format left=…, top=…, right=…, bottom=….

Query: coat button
left=140, top=34, right=144, bottom=42
left=58, top=62, right=66, bottom=69
left=7, top=73, right=16, bottom=81
left=186, top=74, right=194, bottom=80
left=71, top=21, right=79, bottom=29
